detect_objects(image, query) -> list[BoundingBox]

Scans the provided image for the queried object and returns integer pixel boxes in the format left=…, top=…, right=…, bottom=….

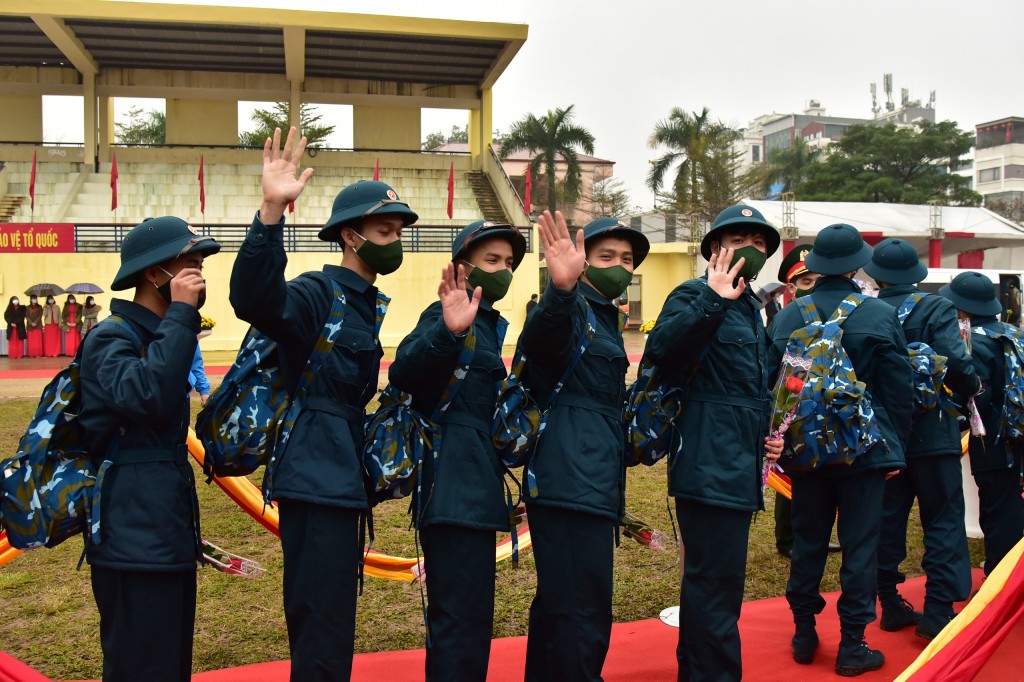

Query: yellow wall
left=0, top=95, right=43, bottom=142
left=353, top=106, right=420, bottom=150
left=1, top=233, right=542, bottom=351
left=636, top=243, right=698, bottom=324
left=166, top=99, right=238, bottom=146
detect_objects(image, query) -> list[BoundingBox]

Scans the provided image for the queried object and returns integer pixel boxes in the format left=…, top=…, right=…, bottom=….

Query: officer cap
left=778, top=244, right=813, bottom=283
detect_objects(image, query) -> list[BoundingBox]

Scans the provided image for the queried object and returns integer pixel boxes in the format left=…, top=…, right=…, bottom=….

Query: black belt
left=305, top=397, right=365, bottom=423
left=556, top=392, right=624, bottom=421
left=113, top=444, right=186, bottom=465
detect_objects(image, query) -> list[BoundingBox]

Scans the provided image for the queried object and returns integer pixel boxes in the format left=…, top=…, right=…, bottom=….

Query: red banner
left=0, top=223, right=75, bottom=253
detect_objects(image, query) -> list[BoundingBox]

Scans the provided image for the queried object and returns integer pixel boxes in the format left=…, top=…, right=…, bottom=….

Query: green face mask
left=585, top=263, right=632, bottom=299
left=732, top=245, right=767, bottom=281
left=795, top=287, right=814, bottom=298
left=465, top=264, right=512, bottom=303
left=352, top=232, right=403, bottom=275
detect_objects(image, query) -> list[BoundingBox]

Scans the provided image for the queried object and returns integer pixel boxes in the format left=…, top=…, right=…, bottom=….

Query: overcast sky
left=44, top=0, right=1024, bottom=211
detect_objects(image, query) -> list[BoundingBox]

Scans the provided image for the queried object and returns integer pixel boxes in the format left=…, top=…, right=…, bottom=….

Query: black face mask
left=156, top=267, right=205, bottom=309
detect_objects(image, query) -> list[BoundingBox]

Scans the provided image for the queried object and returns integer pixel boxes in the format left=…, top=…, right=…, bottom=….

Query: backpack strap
left=897, top=292, right=928, bottom=325
left=432, top=327, right=477, bottom=421
left=826, top=293, right=868, bottom=327
left=261, top=278, right=347, bottom=501
left=794, top=295, right=822, bottom=326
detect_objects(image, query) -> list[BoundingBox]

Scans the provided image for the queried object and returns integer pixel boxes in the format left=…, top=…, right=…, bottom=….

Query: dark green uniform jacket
left=389, top=299, right=510, bottom=531
left=80, top=299, right=201, bottom=571
left=964, top=317, right=1024, bottom=473
left=768, top=276, right=914, bottom=476
left=878, top=285, right=980, bottom=458
left=645, top=276, right=771, bottom=512
left=519, top=280, right=627, bottom=522
left=230, top=215, right=383, bottom=509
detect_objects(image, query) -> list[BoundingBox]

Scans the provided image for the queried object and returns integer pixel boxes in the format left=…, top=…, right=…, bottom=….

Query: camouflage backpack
left=493, top=304, right=597, bottom=474
left=972, top=322, right=1024, bottom=444
left=776, top=293, right=882, bottom=471
left=364, top=318, right=507, bottom=504
left=896, top=293, right=951, bottom=416
left=196, top=276, right=345, bottom=504
left=0, top=316, right=140, bottom=550
left=623, top=358, right=694, bottom=467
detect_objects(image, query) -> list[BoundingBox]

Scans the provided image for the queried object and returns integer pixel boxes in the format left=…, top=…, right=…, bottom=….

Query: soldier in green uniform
left=388, top=220, right=526, bottom=681
left=767, top=224, right=913, bottom=677
left=230, top=128, right=418, bottom=682
left=866, top=239, right=979, bottom=640
left=80, top=216, right=219, bottom=681
left=645, top=205, right=784, bottom=681
left=519, top=211, right=649, bottom=682
left=940, top=273, right=1024, bottom=580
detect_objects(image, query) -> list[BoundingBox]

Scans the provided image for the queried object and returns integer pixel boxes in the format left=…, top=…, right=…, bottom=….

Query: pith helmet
left=318, top=180, right=419, bottom=242
left=804, top=223, right=873, bottom=276
left=583, top=217, right=651, bottom=268
left=701, top=205, right=781, bottom=260
left=864, top=238, right=928, bottom=285
left=452, top=220, right=528, bottom=271
left=111, top=217, right=220, bottom=291
left=939, top=272, right=1002, bottom=317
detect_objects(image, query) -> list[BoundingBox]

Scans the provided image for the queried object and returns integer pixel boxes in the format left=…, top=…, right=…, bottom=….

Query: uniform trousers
left=90, top=565, right=196, bottom=682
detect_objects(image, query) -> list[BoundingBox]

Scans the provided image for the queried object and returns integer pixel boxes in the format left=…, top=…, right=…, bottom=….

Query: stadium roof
left=0, top=1, right=527, bottom=91
left=743, top=200, right=1024, bottom=257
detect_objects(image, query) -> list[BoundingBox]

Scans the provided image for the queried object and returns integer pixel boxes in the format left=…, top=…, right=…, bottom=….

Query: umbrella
left=64, top=282, right=104, bottom=294
left=24, top=283, right=65, bottom=297
left=756, top=282, right=785, bottom=299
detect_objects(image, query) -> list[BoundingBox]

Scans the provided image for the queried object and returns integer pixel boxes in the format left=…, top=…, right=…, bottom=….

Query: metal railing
left=71, top=222, right=531, bottom=254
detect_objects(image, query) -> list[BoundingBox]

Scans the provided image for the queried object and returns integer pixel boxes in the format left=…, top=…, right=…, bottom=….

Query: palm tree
left=647, top=107, right=739, bottom=220
left=238, top=102, right=335, bottom=148
left=763, top=136, right=820, bottom=196
left=500, top=105, right=596, bottom=215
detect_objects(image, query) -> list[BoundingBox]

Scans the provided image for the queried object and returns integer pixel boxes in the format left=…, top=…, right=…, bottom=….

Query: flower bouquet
left=638, top=319, right=657, bottom=335
left=200, top=315, right=216, bottom=331
left=764, top=352, right=809, bottom=489
left=620, top=510, right=668, bottom=551
left=958, top=319, right=986, bottom=437
left=201, top=539, right=265, bottom=579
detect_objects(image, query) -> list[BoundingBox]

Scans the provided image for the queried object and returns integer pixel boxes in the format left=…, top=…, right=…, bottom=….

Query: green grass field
left=0, top=398, right=982, bottom=679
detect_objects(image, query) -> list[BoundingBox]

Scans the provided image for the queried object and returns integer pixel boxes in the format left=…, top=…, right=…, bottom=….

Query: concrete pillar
left=929, top=239, right=943, bottom=267
left=468, top=107, right=482, bottom=170
left=83, top=73, right=98, bottom=170
left=0, top=95, right=43, bottom=142
left=98, top=96, right=114, bottom=161
left=289, top=81, right=302, bottom=136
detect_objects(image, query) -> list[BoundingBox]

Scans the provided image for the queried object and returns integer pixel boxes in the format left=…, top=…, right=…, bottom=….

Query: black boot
left=791, top=620, right=819, bottom=665
left=879, top=595, right=921, bottom=632
left=836, top=634, right=884, bottom=677
left=916, top=612, right=954, bottom=641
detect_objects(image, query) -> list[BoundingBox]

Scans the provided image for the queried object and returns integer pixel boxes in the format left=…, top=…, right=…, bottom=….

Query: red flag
left=524, top=168, right=532, bottom=213
left=446, top=162, right=454, bottom=219
left=198, top=155, right=206, bottom=215
left=373, top=159, right=380, bottom=181
left=110, top=153, right=118, bottom=212
left=29, top=151, right=37, bottom=213
left=288, top=200, right=295, bottom=214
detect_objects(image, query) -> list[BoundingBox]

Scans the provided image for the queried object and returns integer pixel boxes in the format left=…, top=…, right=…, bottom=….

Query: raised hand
left=260, top=127, right=315, bottom=225
left=439, top=263, right=481, bottom=335
left=169, top=267, right=206, bottom=309
left=538, top=210, right=585, bottom=292
left=707, top=247, right=746, bottom=300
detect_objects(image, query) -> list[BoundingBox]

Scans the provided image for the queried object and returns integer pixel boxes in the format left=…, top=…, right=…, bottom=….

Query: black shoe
left=879, top=596, right=922, bottom=632
left=792, top=624, right=819, bottom=664
left=915, top=613, right=953, bottom=641
left=778, top=546, right=793, bottom=559
left=836, top=639, right=884, bottom=677
left=828, top=542, right=842, bottom=553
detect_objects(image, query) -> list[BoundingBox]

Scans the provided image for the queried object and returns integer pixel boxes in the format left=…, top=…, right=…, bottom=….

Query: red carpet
left=0, top=570, right=990, bottom=681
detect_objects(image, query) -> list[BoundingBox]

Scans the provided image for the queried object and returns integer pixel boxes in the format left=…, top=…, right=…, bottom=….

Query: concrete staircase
left=0, top=194, right=25, bottom=221
left=466, top=171, right=511, bottom=224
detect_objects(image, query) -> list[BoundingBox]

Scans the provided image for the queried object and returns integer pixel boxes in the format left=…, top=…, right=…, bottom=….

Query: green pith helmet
left=111, top=217, right=220, bottom=291
left=778, top=244, right=813, bottom=283
left=317, top=180, right=419, bottom=242
left=701, top=205, right=781, bottom=260
left=583, top=217, right=651, bottom=268
left=804, top=223, right=873, bottom=276
left=939, top=272, right=1002, bottom=317
left=452, top=220, right=528, bottom=270
left=863, top=238, right=928, bottom=285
